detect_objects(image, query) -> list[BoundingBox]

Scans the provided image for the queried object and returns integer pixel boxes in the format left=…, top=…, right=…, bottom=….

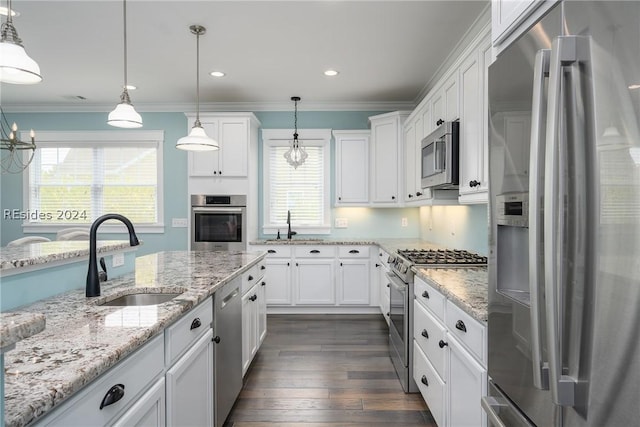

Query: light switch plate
left=172, top=218, right=188, bottom=228
left=112, top=253, right=125, bottom=268
left=401, top=217, right=408, bottom=227
left=335, top=218, right=348, bottom=228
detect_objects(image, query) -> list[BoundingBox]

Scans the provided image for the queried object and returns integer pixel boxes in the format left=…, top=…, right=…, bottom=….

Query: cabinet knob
left=391, top=196, right=396, bottom=200
left=455, top=320, right=467, bottom=333
left=469, top=180, right=481, bottom=188
left=213, top=336, right=221, bottom=344
left=99, top=384, right=125, bottom=410
left=416, top=192, right=423, bottom=196
left=261, top=265, right=266, bottom=270
left=338, top=196, right=342, bottom=201
left=248, top=275, right=254, bottom=281
left=438, top=340, right=449, bottom=349
left=261, top=281, right=266, bottom=286
left=422, top=290, right=430, bottom=299
left=386, top=312, right=390, bottom=317
left=340, top=262, right=343, bottom=266
left=408, top=194, right=413, bottom=198
left=436, top=119, right=444, bottom=126
left=213, top=171, right=217, bottom=175
left=190, top=318, right=202, bottom=330
left=375, top=263, right=381, bottom=267
left=250, top=294, right=257, bottom=302
left=421, top=329, right=429, bottom=339
left=287, top=262, right=290, bottom=266
left=219, top=170, right=222, bottom=175
left=387, top=283, right=390, bottom=288
left=421, top=375, right=429, bottom=386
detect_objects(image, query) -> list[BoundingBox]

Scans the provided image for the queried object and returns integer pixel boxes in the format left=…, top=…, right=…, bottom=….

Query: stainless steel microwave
left=420, top=121, right=459, bottom=189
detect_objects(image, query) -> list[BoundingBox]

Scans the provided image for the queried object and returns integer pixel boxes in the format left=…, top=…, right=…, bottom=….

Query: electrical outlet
left=172, top=218, right=188, bottom=228
left=401, top=217, right=408, bottom=227
left=112, top=253, right=125, bottom=268
left=335, top=218, right=348, bottom=228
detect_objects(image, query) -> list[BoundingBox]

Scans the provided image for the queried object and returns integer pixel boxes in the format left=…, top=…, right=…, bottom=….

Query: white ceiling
left=1, top=0, right=489, bottom=112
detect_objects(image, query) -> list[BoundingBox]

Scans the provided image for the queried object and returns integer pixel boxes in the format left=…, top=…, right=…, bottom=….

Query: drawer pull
left=421, top=329, right=429, bottom=339
left=261, top=265, right=266, bottom=270
left=267, top=249, right=276, bottom=254
left=375, top=263, right=380, bottom=267
left=250, top=294, right=258, bottom=302
left=248, top=275, right=254, bottom=281
left=213, top=336, right=221, bottom=344
left=421, top=375, right=429, bottom=386
left=455, top=320, right=467, bottom=333
left=422, top=290, right=430, bottom=299
left=310, top=249, right=320, bottom=254
left=190, top=318, right=202, bottom=330
left=261, top=281, right=266, bottom=286
left=438, top=340, right=449, bottom=349
left=348, top=249, right=360, bottom=254
left=100, top=384, right=125, bottom=410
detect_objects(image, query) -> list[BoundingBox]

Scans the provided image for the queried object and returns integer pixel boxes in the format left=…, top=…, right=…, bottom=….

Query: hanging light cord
left=119, top=0, right=132, bottom=104
left=195, top=29, right=201, bottom=125
left=293, top=98, right=299, bottom=147
left=1, top=0, right=22, bottom=46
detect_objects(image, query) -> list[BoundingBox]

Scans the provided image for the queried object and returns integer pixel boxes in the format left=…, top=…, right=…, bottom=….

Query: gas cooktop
left=397, top=249, right=487, bottom=267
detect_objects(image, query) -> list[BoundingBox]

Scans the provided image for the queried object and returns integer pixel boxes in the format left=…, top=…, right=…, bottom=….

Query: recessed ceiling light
left=0, top=7, right=19, bottom=17
left=629, top=84, right=640, bottom=90
left=324, top=69, right=339, bottom=77
left=126, top=85, right=137, bottom=90
left=210, top=71, right=225, bottom=77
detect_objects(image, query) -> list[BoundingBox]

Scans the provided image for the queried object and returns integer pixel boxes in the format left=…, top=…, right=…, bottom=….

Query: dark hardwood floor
left=224, top=314, right=437, bottom=427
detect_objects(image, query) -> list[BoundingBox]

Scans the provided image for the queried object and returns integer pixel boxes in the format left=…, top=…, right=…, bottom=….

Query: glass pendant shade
left=107, top=96, right=143, bottom=128
left=284, top=138, right=308, bottom=169
left=176, top=122, right=219, bottom=151
left=0, top=41, right=41, bottom=84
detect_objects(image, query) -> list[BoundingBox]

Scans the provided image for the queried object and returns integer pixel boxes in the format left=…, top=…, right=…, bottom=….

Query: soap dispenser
left=276, top=229, right=281, bottom=239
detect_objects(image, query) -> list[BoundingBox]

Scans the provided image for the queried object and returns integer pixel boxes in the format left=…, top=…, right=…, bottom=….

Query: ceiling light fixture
left=210, top=71, right=225, bottom=77
left=324, top=69, right=339, bottom=77
left=0, top=6, right=18, bottom=17
left=1, top=106, right=36, bottom=174
left=283, top=96, right=308, bottom=169
left=107, top=0, right=142, bottom=128
left=0, top=0, right=41, bottom=84
left=176, top=25, right=219, bottom=151
left=629, top=84, right=640, bottom=90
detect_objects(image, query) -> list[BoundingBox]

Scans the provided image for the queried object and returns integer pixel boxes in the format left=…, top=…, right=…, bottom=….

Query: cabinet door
left=112, top=378, right=165, bottom=427
left=295, top=259, right=335, bottom=305
left=258, top=279, right=267, bottom=345
left=370, top=117, right=399, bottom=204
left=422, top=102, right=434, bottom=136
left=503, top=112, right=531, bottom=179
left=188, top=121, right=219, bottom=176
left=335, top=132, right=369, bottom=205
left=219, top=118, right=248, bottom=177
left=447, top=336, right=487, bottom=427
left=444, top=71, right=460, bottom=122
left=403, top=119, right=417, bottom=202
left=337, top=259, right=370, bottom=305
left=431, top=91, right=445, bottom=129
left=459, top=50, right=483, bottom=197
left=166, top=330, right=214, bottom=427
left=264, top=258, right=292, bottom=305
left=378, top=264, right=391, bottom=325
left=242, top=286, right=259, bottom=374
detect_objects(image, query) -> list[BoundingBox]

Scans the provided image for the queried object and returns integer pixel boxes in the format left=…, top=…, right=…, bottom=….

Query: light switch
left=112, top=253, right=125, bottom=268
left=401, top=217, right=408, bottom=227
left=172, top=218, right=188, bottom=228
left=335, top=218, right=348, bottom=228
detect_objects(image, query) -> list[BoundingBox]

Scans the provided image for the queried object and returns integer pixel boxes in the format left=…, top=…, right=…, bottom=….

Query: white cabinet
left=376, top=248, right=391, bottom=326
left=165, top=330, right=214, bottom=427
left=263, top=255, right=292, bottom=305
left=369, top=111, right=410, bottom=206
left=112, top=378, right=165, bottom=427
left=242, top=262, right=266, bottom=375
left=412, top=275, right=487, bottom=427
left=334, top=130, right=370, bottom=205
left=187, top=114, right=258, bottom=177
left=336, top=246, right=370, bottom=305
left=295, top=259, right=336, bottom=305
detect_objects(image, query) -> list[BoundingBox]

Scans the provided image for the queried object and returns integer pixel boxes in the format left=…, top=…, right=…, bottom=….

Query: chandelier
left=284, top=96, right=307, bottom=168
left=1, top=107, right=36, bottom=174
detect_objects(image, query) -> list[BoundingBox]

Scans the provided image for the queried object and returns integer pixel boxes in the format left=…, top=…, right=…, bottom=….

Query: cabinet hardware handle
left=218, top=170, right=222, bottom=175
left=261, top=265, right=266, bottom=270
left=340, top=262, right=343, bottom=266
left=338, top=196, right=342, bottom=201
left=408, top=194, right=413, bottom=198
left=261, top=281, right=266, bottom=286
left=348, top=249, right=360, bottom=254
left=213, top=171, right=217, bottom=175
left=386, top=283, right=390, bottom=288
left=100, top=384, right=125, bottom=410
left=213, top=336, right=221, bottom=344
left=421, top=329, right=429, bottom=339
left=250, top=294, right=257, bottom=301
left=386, top=312, right=390, bottom=317
left=267, top=249, right=276, bottom=254
left=421, top=375, right=429, bottom=386
left=248, top=275, right=254, bottom=281
left=416, top=192, right=423, bottom=196
left=455, top=320, right=467, bottom=332
left=391, top=196, right=396, bottom=200
left=190, top=318, right=202, bottom=330
left=375, top=263, right=381, bottom=267
left=422, top=290, right=430, bottom=299
left=296, top=262, right=299, bottom=266
left=439, top=340, right=449, bottom=348
left=287, top=262, right=290, bottom=266
left=436, top=118, right=444, bottom=126
left=469, top=180, right=481, bottom=188
left=310, top=250, right=320, bottom=254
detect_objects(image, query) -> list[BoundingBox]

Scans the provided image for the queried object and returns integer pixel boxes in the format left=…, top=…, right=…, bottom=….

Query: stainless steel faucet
left=86, top=214, right=139, bottom=297
left=286, top=210, right=297, bottom=240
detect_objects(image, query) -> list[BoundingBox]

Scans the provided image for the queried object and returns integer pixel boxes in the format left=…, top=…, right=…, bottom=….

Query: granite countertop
left=250, top=238, right=446, bottom=254
left=0, top=240, right=135, bottom=274
left=413, top=267, right=488, bottom=322
left=0, top=312, right=46, bottom=352
left=3, top=250, right=265, bottom=427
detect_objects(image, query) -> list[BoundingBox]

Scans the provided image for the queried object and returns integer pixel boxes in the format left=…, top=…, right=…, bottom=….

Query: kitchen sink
left=98, top=292, right=183, bottom=306
left=265, top=238, right=324, bottom=242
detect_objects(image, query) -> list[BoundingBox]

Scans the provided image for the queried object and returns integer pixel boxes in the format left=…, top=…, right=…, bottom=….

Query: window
left=262, top=129, right=331, bottom=234
left=22, top=130, right=164, bottom=233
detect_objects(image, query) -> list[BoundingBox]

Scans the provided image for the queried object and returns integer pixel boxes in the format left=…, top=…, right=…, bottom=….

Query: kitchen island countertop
left=2, top=250, right=265, bottom=427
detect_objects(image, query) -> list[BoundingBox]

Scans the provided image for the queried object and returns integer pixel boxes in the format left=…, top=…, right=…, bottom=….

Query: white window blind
left=23, top=131, right=164, bottom=230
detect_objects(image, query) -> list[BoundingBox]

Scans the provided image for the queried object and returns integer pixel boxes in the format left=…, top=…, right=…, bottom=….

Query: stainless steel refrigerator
left=485, top=1, right=640, bottom=426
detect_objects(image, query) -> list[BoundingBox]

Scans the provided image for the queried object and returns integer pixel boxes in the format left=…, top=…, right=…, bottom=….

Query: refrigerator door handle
left=528, top=48, right=550, bottom=391
left=544, top=35, right=591, bottom=407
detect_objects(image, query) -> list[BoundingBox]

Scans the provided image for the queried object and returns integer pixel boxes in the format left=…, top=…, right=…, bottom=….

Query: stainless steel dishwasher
left=213, top=278, right=242, bottom=427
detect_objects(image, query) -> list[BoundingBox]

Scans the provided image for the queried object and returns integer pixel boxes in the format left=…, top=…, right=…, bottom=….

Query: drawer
left=413, top=342, right=445, bottom=427
left=337, top=246, right=370, bottom=258
left=293, top=245, right=336, bottom=258
left=165, top=297, right=213, bottom=366
left=377, top=248, right=391, bottom=268
left=256, top=259, right=267, bottom=281
left=413, top=300, right=447, bottom=379
left=264, top=246, right=292, bottom=258
left=446, top=300, right=486, bottom=365
left=414, top=275, right=445, bottom=320
left=43, top=334, right=164, bottom=426
left=242, top=263, right=263, bottom=295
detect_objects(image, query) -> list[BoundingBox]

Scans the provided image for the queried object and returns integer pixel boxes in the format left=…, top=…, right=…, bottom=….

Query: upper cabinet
left=334, top=130, right=370, bottom=206
left=187, top=113, right=260, bottom=178
left=369, top=111, right=410, bottom=206
left=492, top=0, right=559, bottom=53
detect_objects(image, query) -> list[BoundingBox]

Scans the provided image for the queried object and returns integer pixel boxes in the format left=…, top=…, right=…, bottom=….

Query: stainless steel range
left=387, top=248, right=487, bottom=393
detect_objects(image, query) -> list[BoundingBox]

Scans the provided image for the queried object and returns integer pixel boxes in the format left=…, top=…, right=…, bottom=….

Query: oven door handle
left=192, top=207, right=244, bottom=213
left=385, top=272, right=407, bottom=294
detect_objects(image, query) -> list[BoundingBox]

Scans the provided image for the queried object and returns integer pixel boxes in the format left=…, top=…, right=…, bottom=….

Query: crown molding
left=1, top=100, right=416, bottom=114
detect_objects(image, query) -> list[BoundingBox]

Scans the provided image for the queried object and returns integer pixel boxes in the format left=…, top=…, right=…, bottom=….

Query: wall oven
left=421, top=120, right=460, bottom=189
left=191, top=195, right=247, bottom=251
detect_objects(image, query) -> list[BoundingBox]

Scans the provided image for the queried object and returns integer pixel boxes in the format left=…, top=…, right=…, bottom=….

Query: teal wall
left=1, top=110, right=422, bottom=250
left=419, top=204, right=489, bottom=255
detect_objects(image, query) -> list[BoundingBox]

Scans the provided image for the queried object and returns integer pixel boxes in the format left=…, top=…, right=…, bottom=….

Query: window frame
left=262, top=128, right=331, bottom=235
left=21, top=130, right=165, bottom=234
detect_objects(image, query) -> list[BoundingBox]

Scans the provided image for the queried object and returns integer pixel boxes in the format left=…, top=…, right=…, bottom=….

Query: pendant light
left=107, top=0, right=142, bottom=128
left=284, top=96, right=308, bottom=168
left=176, top=25, right=218, bottom=151
left=0, top=0, right=42, bottom=84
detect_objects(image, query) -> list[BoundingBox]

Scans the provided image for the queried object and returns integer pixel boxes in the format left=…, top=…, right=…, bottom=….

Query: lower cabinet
left=376, top=249, right=391, bottom=325
left=112, top=378, right=166, bottom=427
left=242, top=268, right=267, bottom=376
left=446, top=335, right=487, bottom=427
left=295, top=258, right=336, bottom=305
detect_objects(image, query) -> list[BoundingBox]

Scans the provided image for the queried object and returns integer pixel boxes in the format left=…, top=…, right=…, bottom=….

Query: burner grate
left=397, top=249, right=487, bottom=266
